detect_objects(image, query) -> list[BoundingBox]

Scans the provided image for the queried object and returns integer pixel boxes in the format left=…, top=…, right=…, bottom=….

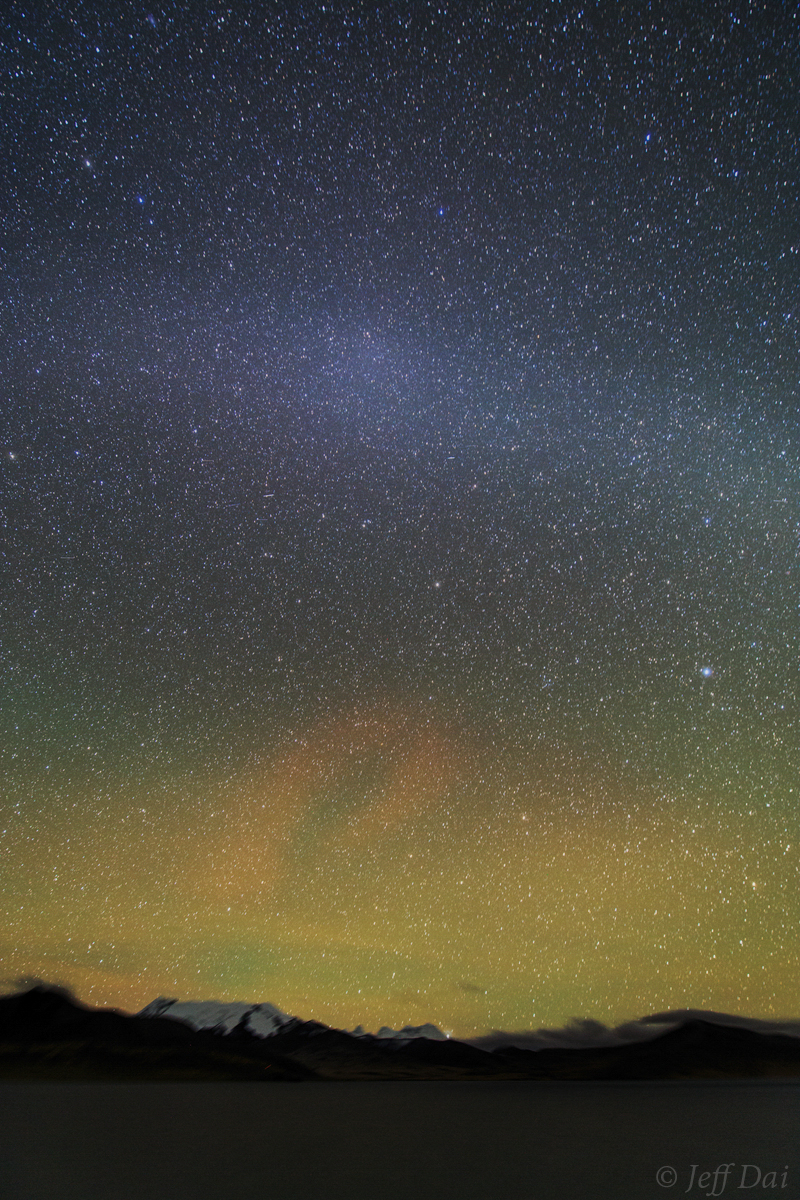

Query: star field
left=1, top=1, right=799, bottom=1036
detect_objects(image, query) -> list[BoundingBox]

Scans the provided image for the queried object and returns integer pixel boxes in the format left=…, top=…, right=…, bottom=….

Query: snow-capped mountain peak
left=352, top=1022, right=448, bottom=1041
left=138, top=997, right=294, bottom=1039
left=138, top=997, right=449, bottom=1042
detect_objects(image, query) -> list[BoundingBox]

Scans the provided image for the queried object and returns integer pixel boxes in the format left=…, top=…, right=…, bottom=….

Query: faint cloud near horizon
left=456, top=980, right=487, bottom=995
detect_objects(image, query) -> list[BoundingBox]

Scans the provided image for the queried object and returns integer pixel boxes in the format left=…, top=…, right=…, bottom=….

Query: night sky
left=2, top=1, right=799, bottom=1038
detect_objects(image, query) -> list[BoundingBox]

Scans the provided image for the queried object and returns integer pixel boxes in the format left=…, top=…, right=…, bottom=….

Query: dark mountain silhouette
left=492, top=1018, right=800, bottom=1080
left=2, top=986, right=800, bottom=1080
left=0, top=986, right=314, bottom=1080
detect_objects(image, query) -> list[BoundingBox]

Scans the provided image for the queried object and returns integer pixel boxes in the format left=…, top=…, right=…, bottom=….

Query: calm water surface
left=1, top=1081, right=797, bottom=1199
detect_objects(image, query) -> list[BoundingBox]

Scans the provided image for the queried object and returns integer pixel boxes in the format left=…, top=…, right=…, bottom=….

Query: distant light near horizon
left=2, top=3, right=798, bottom=1039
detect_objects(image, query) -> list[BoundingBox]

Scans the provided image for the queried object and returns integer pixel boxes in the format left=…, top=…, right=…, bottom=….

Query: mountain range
left=2, top=985, right=800, bottom=1081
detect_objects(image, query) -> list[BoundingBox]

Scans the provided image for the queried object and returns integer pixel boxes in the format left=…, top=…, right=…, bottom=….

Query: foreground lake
left=1, top=1081, right=798, bottom=1199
